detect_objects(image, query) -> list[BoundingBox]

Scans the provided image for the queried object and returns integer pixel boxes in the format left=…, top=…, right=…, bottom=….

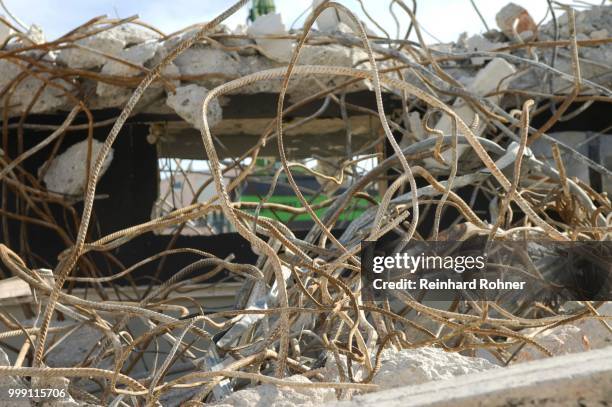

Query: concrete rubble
left=204, top=347, right=496, bottom=406
left=323, top=347, right=496, bottom=391
left=40, top=139, right=113, bottom=197
left=166, top=84, right=223, bottom=130
left=0, top=1, right=609, bottom=406
left=326, top=345, right=612, bottom=407
left=495, top=3, right=537, bottom=40
left=56, top=25, right=158, bottom=69
left=0, top=4, right=607, bottom=127
left=211, top=375, right=336, bottom=407
left=247, top=13, right=293, bottom=62
left=512, top=302, right=612, bottom=363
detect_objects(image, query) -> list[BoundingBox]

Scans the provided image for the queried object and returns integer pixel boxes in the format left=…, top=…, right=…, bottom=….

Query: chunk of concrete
left=247, top=13, right=293, bottom=62
left=0, top=59, right=68, bottom=115
left=57, top=29, right=125, bottom=69
left=26, top=24, right=45, bottom=44
left=41, top=139, right=114, bottom=197
left=324, top=347, right=496, bottom=391
left=211, top=375, right=336, bottom=407
left=463, top=34, right=506, bottom=65
left=111, top=24, right=160, bottom=45
left=57, top=25, right=157, bottom=70
left=591, top=28, right=609, bottom=40
left=96, top=39, right=159, bottom=99
left=513, top=302, right=612, bottom=363
left=313, top=0, right=354, bottom=33
left=312, top=0, right=376, bottom=36
left=327, top=345, right=612, bottom=406
left=166, top=84, right=222, bottom=130
left=174, top=47, right=241, bottom=88
left=373, top=348, right=496, bottom=390
left=495, top=3, right=537, bottom=40
left=1, top=346, right=80, bottom=406
left=0, top=16, right=14, bottom=45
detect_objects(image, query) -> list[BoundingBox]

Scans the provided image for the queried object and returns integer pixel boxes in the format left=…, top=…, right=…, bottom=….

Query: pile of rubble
left=0, top=1, right=610, bottom=406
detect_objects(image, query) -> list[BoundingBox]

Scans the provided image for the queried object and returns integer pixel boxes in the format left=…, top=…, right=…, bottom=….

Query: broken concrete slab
left=371, top=348, right=496, bottom=390
left=57, top=31, right=124, bottom=70
left=57, top=24, right=160, bottom=70
left=323, top=346, right=496, bottom=396
left=328, top=345, right=612, bottom=407
left=211, top=375, right=336, bottom=407
left=0, top=58, right=68, bottom=115
left=166, top=84, right=222, bottom=130
left=513, top=302, right=612, bottom=363
left=174, top=47, right=241, bottom=88
left=41, top=139, right=114, bottom=197
left=96, top=39, right=160, bottom=99
left=462, top=34, right=506, bottom=65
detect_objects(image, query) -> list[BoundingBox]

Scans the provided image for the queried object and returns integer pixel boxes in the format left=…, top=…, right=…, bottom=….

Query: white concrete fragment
left=591, top=29, right=609, bottom=40
left=233, top=55, right=283, bottom=94
left=247, top=13, right=293, bottom=62
left=166, top=84, right=222, bottom=130
left=158, top=62, right=181, bottom=88
left=174, top=47, right=241, bottom=88
left=312, top=0, right=376, bottom=36
left=464, top=34, right=505, bottom=65
left=513, top=302, right=612, bottom=363
left=111, top=24, right=159, bottom=45
left=328, top=345, right=612, bottom=407
left=313, top=0, right=354, bottom=33
left=0, top=59, right=67, bottom=115
left=212, top=375, right=336, bottom=407
left=0, top=16, right=14, bottom=45
left=97, top=40, right=159, bottom=98
left=373, top=348, right=496, bottom=390
left=495, top=3, right=537, bottom=40
left=41, top=139, right=114, bottom=197
left=324, top=347, right=496, bottom=392
left=57, top=24, right=157, bottom=70
left=57, top=28, right=125, bottom=69
left=26, top=24, right=45, bottom=44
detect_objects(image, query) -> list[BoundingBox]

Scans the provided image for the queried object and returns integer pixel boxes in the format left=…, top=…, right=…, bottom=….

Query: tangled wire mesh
left=0, top=0, right=610, bottom=406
